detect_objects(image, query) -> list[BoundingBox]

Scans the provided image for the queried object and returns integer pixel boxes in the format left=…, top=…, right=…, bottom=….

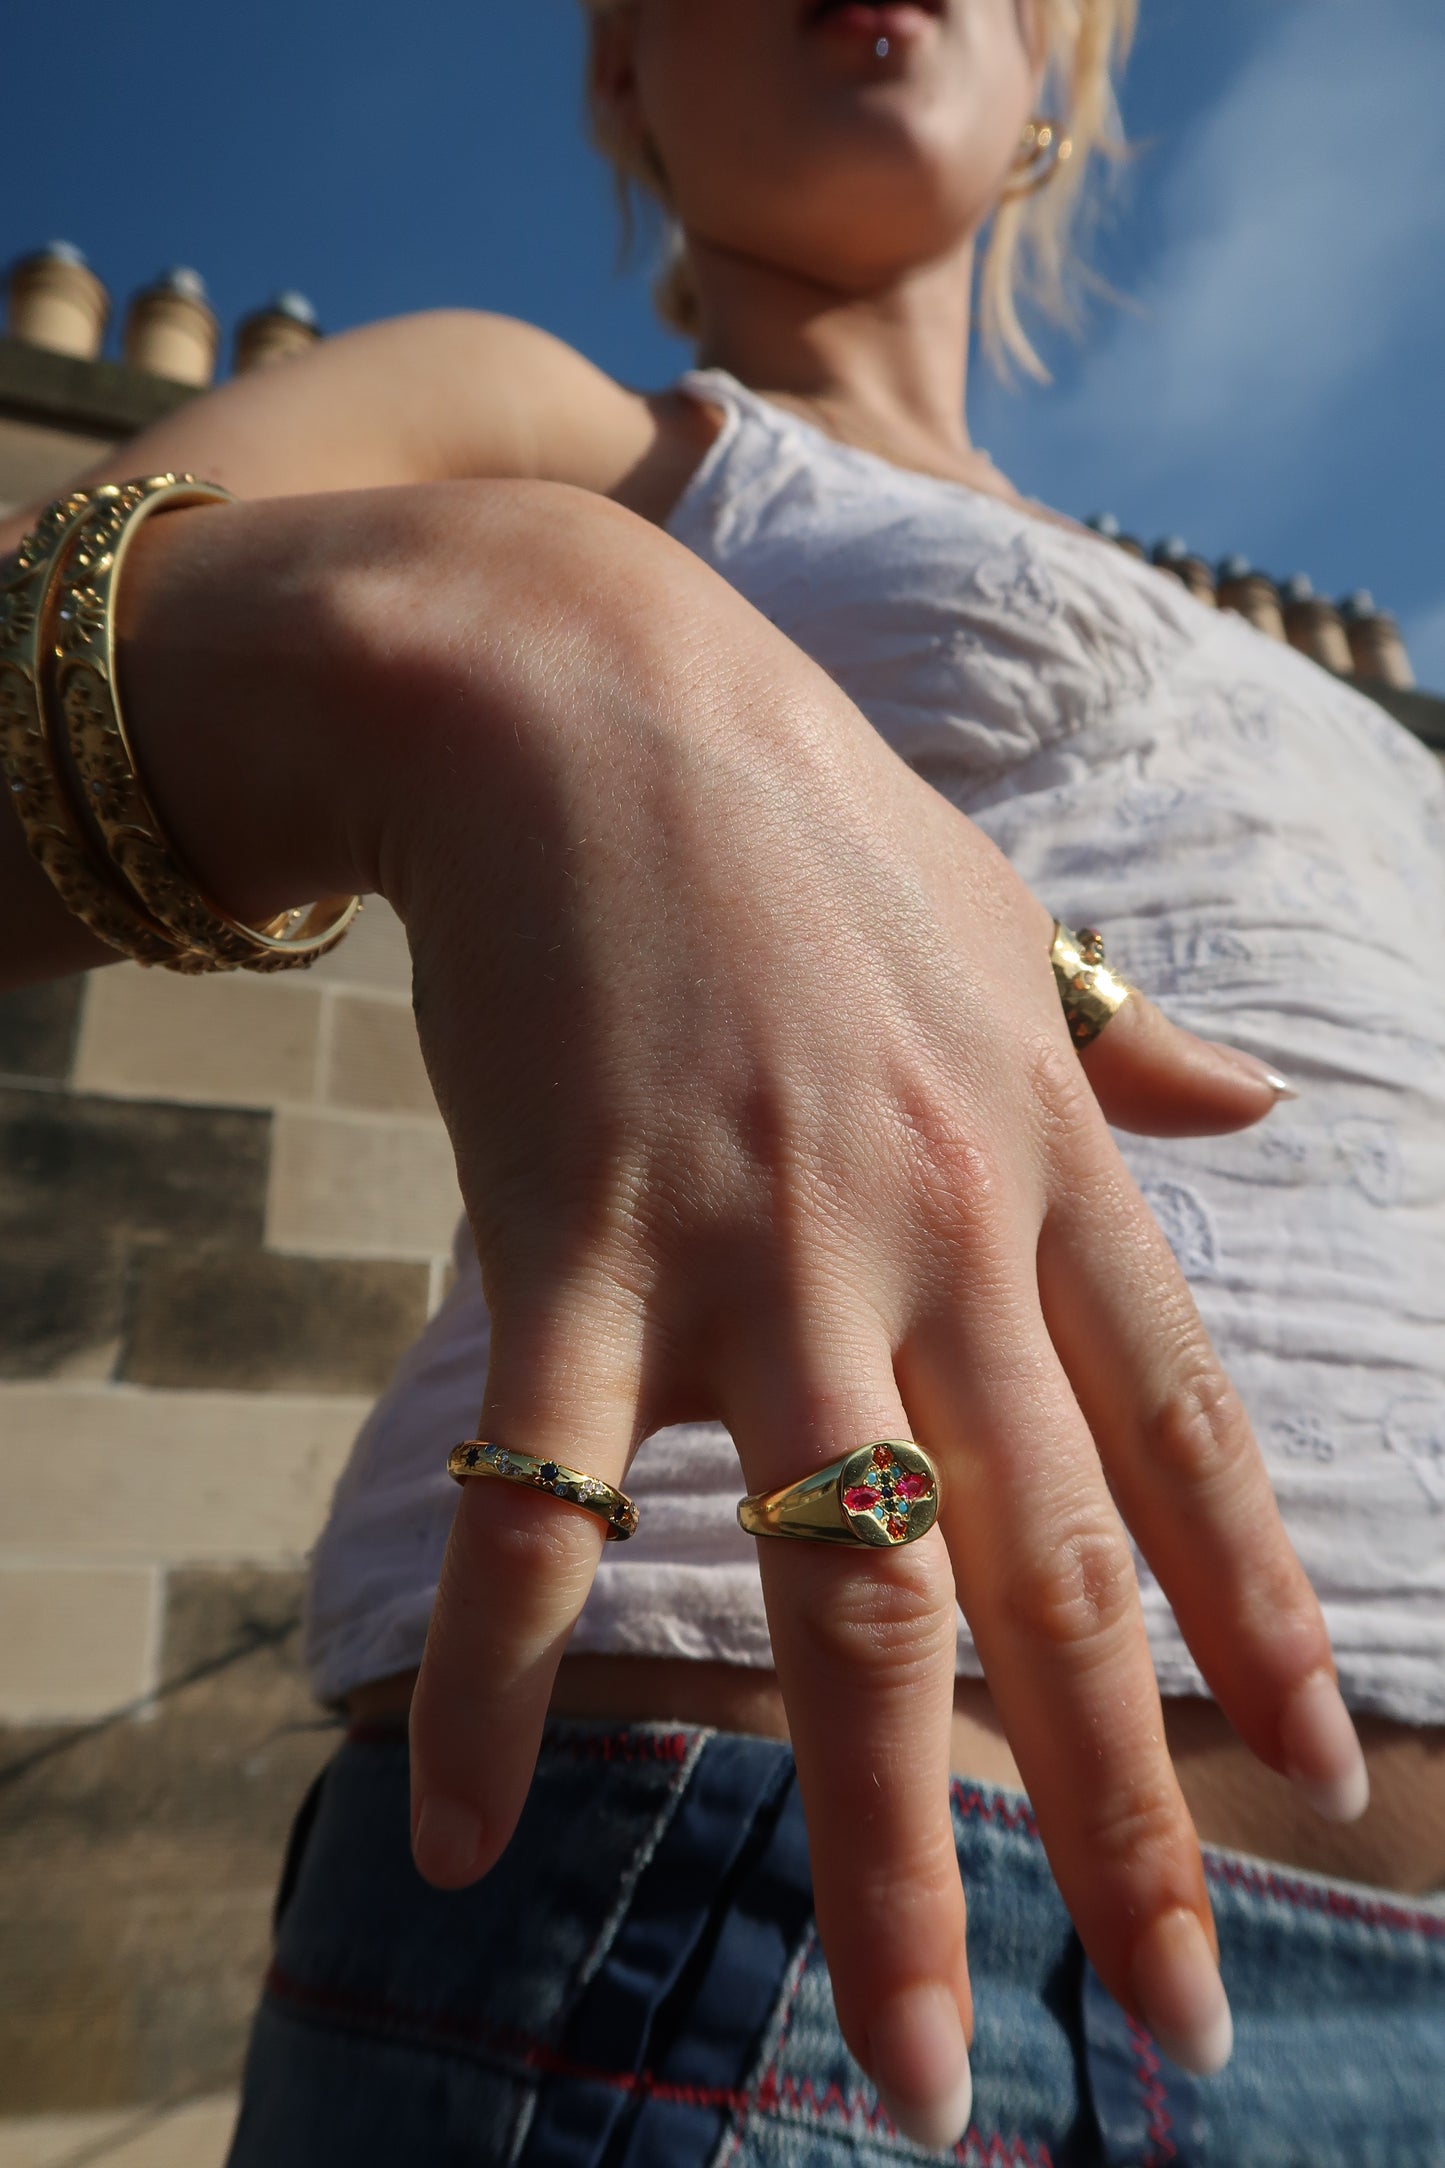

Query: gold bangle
left=48, top=477, right=360, bottom=973
left=0, top=486, right=195, bottom=967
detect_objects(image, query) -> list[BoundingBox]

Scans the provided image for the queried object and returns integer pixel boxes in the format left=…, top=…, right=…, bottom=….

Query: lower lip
left=809, top=4, right=938, bottom=41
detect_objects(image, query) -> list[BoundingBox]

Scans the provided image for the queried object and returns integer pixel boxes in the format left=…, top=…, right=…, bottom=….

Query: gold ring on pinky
left=737, top=1440, right=940, bottom=1548
left=447, top=1441, right=639, bottom=1541
left=1050, top=919, right=1132, bottom=1049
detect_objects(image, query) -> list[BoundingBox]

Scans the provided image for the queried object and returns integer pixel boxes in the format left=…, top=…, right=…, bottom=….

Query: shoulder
left=341, top=308, right=718, bottom=523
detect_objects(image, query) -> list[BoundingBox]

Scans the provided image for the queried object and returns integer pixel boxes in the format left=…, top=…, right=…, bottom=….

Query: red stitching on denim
left=742, top=1931, right=1052, bottom=2166
left=772, top=2078, right=1051, bottom=2163
left=950, top=1779, right=1040, bottom=1840
left=266, top=1961, right=744, bottom=2107
left=545, top=1729, right=693, bottom=1767
left=1125, top=2017, right=1176, bottom=2167
left=751, top=1927, right=815, bottom=2117
left=341, top=1724, right=695, bottom=1765
left=267, top=1956, right=1053, bottom=2163
left=1205, top=1853, right=1445, bottom=1940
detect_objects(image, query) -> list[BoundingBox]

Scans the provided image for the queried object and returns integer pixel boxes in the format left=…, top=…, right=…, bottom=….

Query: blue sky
left=7, top=0, right=1443, bottom=686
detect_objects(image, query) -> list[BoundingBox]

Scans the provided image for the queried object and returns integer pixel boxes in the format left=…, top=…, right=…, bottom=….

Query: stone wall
left=0, top=904, right=460, bottom=2147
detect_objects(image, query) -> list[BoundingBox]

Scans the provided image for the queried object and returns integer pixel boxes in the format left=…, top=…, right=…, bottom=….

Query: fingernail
left=868, top=1984, right=973, bottom=2150
left=1281, top=1669, right=1370, bottom=1823
left=1130, top=1909, right=1233, bottom=2077
left=1214, top=1044, right=1298, bottom=1099
left=413, top=1795, right=483, bottom=1886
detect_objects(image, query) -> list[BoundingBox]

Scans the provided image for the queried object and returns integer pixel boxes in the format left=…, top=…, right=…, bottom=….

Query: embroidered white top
left=304, top=369, right=1445, bottom=1724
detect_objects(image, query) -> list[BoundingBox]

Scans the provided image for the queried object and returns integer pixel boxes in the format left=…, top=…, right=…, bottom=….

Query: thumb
left=1079, top=988, right=1297, bottom=1137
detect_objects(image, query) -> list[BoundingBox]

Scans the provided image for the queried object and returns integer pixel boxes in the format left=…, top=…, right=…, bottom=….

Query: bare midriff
left=346, top=1655, right=1445, bottom=1896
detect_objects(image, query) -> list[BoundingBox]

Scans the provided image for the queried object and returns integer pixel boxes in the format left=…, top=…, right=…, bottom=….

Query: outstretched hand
left=377, top=483, right=1359, bottom=2147
left=2, top=464, right=1348, bottom=2150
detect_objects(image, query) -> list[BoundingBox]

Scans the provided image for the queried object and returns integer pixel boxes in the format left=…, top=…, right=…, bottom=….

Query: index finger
left=407, top=1283, right=642, bottom=1887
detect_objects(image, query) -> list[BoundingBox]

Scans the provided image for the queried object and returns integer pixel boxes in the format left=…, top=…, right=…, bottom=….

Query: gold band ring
left=737, top=1440, right=940, bottom=1548
left=1050, top=919, right=1131, bottom=1048
left=447, top=1440, right=638, bottom=1541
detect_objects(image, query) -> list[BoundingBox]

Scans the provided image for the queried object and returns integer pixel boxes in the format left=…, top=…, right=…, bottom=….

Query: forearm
left=0, top=475, right=754, bottom=992
left=0, top=310, right=659, bottom=568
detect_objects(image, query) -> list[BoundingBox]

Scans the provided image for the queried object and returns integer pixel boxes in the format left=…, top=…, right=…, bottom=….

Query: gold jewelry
left=737, top=1440, right=939, bottom=1549
left=1050, top=919, right=1131, bottom=1047
left=47, top=477, right=360, bottom=972
left=1001, top=116, right=1074, bottom=200
left=447, top=1440, right=639, bottom=1541
left=0, top=486, right=194, bottom=967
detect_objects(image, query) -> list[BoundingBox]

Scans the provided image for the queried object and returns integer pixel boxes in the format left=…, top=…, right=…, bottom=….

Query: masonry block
left=0, top=1233, right=126, bottom=1380
left=0, top=1566, right=332, bottom=2116
left=266, top=1108, right=460, bottom=1261
left=0, top=1568, right=158, bottom=1723
left=0, top=1087, right=270, bottom=1250
left=73, top=967, right=322, bottom=1108
left=122, top=1249, right=429, bottom=1394
left=0, top=1386, right=367, bottom=1560
left=0, top=2095, right=240, bottom=2167
left=323, top=992, right=436, bottom=1116
left=0, top=980, right=85, bottom=1084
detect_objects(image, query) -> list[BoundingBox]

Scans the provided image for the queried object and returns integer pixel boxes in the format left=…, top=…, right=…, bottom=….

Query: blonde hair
left=580, top=0, right=1137, bottom=383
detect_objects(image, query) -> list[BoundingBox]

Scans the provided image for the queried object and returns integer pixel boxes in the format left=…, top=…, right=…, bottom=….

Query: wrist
left=111, top=479, right=678, bottom=934
left=113, top=491, right=386, bottom=923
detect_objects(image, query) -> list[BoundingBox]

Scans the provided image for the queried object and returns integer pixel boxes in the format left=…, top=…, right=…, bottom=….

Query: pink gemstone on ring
left=844, top=1484, right=880, bottom=1514
left=896, top=1472, right=932, bottom=1500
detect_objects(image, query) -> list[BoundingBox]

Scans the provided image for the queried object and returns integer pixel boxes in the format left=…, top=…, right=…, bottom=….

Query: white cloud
left=977, top=1, right=1445, bottom=541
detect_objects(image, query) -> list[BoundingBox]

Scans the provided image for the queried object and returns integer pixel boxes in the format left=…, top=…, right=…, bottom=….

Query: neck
left=688, top=232, right=982, bottom=474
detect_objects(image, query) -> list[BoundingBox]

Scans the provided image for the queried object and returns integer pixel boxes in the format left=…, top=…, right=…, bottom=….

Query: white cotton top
left=305, top=368, right=1445, bottom=1725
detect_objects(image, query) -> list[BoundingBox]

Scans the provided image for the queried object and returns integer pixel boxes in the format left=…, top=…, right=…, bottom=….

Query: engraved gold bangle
left=0, top=486, right=192, bottom=967
left=447, top=1440, right=639, bottom=1541
left=48, top=476, right=360, bottom=973
left=1049, top=919, right=1131, bottom=1048
left=737, top=1440, right=940, bottom=1548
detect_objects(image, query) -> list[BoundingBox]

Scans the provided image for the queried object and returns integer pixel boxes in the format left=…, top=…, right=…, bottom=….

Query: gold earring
left=1000, top=116, right=1073, bottom=200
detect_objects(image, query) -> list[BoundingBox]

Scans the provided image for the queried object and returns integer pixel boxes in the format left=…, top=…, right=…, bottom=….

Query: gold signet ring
left=737, top=1440, right=940, bottom=1547
left=447, top=1441, right=639, bottom=1541
left=1050, top=919, right=1131, bottom=1048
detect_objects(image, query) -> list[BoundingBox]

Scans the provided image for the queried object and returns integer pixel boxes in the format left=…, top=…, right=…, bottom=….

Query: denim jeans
left=228, top=1722, right=1445, bottom=2168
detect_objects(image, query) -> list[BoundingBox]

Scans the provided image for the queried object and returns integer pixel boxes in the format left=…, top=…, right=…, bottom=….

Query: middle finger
left=719, top=1303, right=974, bottom=2152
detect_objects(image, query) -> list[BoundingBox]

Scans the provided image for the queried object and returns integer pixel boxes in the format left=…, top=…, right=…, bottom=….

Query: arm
left=0, top=306, right=708, bottom=566
left=0, top=308, right=708, bottom=975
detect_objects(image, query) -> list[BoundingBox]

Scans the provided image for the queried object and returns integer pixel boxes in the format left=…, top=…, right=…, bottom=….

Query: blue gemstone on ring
left=539, top=1461, right=560, bottom=1482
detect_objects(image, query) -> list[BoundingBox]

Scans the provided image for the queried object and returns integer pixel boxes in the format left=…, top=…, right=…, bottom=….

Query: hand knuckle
left=791, top=1543, right=957, bottom=1689
left=1146, top=1362, right=1255, bottom=1494
left=1027, top=1033, right=1099, bottom=1158
left=1001, top=1523, right=1137, bottom=1654
left=1077, top=1775, right=1185, bottom=1882
left=887, top=1070, right=1023, bottom=1265
left=456, top=1488, right=599, bottom=1628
